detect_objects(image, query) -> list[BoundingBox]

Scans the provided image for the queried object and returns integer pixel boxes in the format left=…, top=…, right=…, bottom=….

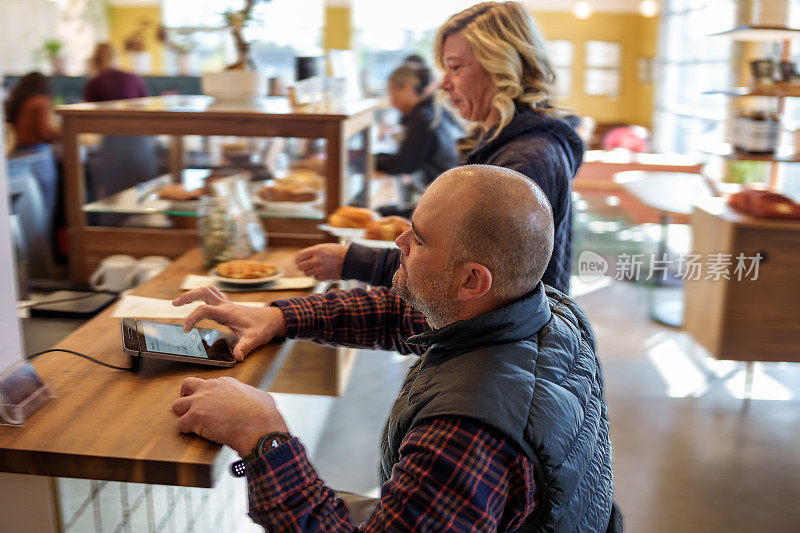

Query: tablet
left=121, top=318, right=236, bottom=367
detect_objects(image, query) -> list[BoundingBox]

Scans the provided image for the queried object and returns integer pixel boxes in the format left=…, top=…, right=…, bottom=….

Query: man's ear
left=456, top=262, right=493, bottom=302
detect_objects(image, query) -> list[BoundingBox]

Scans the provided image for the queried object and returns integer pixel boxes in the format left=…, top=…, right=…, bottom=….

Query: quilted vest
left=379, top=284, right=614, bottom=531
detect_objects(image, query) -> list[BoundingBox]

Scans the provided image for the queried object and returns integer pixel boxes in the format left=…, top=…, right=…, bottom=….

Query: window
left=161, top=0, right=323, bottom=78
left=352, top=0, right=475, bottom=96
left=584, top=41, right=621, bottom=97
left=652, top=0, right=735, bottom=155
left=546, top=40, right=573, bottom=97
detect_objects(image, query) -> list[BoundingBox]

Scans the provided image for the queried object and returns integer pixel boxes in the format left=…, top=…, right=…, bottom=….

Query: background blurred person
left=374, top=58, right=462, bottom=216
left=82, top=43, right=157, bottom=207
left=83, top=43, right=148, bottom=102
left=5, top=71, right=60, bottom=230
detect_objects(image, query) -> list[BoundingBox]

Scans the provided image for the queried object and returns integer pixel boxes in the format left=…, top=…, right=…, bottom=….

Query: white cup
left=89, top=255, right=138, bottom=292
left=128, top=256, right=171, bottom=287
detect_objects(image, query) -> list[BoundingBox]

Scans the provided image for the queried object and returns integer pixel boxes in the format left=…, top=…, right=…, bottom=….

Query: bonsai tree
left=224, top=0, right=272, bottom=71
left=124, top=19, right=152, bottom=54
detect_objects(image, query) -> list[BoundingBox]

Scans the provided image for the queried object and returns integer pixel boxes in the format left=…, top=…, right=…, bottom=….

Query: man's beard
left=392, top=264, right=459, bottom=329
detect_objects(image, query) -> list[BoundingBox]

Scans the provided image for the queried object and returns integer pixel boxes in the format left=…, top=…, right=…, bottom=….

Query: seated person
left=82, top=43, right=158, bottom=208
left=83, top=43, right=149, bottom=102
left=5, top=72, right=60, bottom=218
left=171, top=165, right=615, bottom=531
left=374, top=59, right=462, bottom=216
left=5, top=72, right=61, bottom=250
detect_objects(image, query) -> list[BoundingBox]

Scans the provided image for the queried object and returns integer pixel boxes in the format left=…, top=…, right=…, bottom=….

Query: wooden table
left=0, top=247, right=313, bottom=488
left=574, top=151, right=704, bottom=224
left=56, top=95, right=377, bottom=282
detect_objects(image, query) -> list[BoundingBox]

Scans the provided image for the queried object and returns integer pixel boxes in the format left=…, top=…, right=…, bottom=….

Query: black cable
left=26, top=348, right=136, bottom=372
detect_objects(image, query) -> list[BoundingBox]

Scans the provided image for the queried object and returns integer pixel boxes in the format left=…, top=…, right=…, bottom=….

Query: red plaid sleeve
left=245, top=416, right=538, bottom=531
left=272, top=286, right=430, bottom=355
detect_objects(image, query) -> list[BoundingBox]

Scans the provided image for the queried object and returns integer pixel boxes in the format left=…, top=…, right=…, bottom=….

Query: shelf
left=704, top=86, right=800, bottom=98
left=83, top=175, right=325, bottom=220
left=710, top=25, right=800, bottom=41
left=700, top=143, right=800, bottom=162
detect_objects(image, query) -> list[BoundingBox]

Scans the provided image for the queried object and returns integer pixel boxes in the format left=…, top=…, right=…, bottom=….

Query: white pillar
left=0, top=79, right=24, bottom=372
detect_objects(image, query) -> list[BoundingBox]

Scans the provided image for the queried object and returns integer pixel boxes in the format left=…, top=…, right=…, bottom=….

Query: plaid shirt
left=246, top=416, right=538, bottom=531
left=244, top=287, right=538, bottom=531
left=273, top=286, right=431, bottom=356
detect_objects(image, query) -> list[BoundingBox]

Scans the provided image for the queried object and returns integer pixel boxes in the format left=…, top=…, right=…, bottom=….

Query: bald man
left=171, top=165, right=614, bottom=532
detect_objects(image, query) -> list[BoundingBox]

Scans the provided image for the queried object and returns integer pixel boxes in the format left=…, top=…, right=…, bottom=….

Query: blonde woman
left=298, top=1, right=582, bottom=296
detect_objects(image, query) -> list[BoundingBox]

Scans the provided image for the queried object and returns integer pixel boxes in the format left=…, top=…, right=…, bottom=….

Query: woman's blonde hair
left=434, top=1, right=558, bottom=141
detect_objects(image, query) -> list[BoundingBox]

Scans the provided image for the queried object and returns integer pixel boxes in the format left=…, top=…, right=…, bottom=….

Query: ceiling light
left=573, top=1, right=592, bottom=20
left=639, top=0, right=659, bottom=18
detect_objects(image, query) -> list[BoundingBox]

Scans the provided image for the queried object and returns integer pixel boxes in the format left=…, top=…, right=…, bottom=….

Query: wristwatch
left=230, top=431, right=292, bottom=477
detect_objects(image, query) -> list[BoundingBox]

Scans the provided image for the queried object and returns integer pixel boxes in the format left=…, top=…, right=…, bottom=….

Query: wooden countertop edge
left=0, top=449, right=217, bottom=488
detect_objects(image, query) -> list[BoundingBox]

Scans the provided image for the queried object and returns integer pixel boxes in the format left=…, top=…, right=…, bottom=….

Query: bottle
left=735, top=98, right=780, bottom=154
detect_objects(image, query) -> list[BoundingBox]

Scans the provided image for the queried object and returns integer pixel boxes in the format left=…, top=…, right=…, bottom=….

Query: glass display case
left=56, top=95, right=377, bottom=282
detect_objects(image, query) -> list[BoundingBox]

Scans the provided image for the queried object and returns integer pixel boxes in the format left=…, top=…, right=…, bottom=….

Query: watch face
left=258, top=432, right=290, bottom=455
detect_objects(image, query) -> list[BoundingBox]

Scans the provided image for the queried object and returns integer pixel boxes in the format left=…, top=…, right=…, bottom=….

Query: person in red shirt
left=5, top=72, right=60, bottom=150
left=83, top=43, right=149, bottom=102
left=82, top=43, right=157, bottom=206
left=5, top=72, right=61, bottom=228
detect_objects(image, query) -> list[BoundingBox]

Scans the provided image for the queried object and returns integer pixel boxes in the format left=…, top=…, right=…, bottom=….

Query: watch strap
left=230, top=432, right=292, bottom=477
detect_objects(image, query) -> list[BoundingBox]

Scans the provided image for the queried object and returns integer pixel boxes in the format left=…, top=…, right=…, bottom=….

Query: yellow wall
left=108, top=6, right=163, bottom=75
left=324, top=6, right=352, bottom=50
left=531, top=11, right=658, bottom=128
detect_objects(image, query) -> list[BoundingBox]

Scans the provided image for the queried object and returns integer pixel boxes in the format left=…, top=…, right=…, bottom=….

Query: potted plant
left=202, top=0, right=272, bottom=101
left=43, top=39, right=65, bottom=76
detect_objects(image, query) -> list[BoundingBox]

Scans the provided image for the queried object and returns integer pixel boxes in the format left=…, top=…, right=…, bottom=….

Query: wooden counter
left=0, top=247, right=315, bottom=487
left=684, top=199, right=800, bottom=362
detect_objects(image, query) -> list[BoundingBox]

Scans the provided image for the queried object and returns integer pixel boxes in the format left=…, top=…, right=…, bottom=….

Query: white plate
left=351, top=237, right=399, bottom=249
left=318, top=224, right=366, bottom=239
left=254, top=197, right=321, bottom=211
left=210, top=267, right=284, bottom=285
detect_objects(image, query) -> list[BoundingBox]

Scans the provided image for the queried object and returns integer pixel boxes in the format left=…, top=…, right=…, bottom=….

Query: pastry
left=365, top=216, right=411, bottom=241
left=157, top=183, right=205, bottom=201
left=258, top=184, right=318, bottom=202
left=216, top=260, right=280, bottom=279
left=328, top=206, right=379, bottom=228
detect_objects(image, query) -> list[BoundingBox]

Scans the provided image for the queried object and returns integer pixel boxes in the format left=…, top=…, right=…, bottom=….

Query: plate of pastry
left=254, top=183, right=322, bottom=212
left=318, top=206, right=381, bottom=239
left=211, top=260, right=284, bottom=285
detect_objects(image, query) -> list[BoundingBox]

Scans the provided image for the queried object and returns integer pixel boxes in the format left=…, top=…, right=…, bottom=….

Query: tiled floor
left=311, top=279, right=800, bottom=532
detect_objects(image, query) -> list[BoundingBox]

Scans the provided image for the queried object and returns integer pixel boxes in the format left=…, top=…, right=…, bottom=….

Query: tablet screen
left=141, top=321, right=208, bottom=359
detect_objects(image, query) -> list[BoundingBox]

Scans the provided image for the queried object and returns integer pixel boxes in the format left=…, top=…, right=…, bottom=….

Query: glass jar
left=197, top=196, right=242, bottom=267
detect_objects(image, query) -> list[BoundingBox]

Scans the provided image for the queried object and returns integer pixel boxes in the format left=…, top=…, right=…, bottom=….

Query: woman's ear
left=456, top=262, right=493, bottom=302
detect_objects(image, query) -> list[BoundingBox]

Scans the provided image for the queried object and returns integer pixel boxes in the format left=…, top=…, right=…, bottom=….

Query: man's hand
left=172, top=376, right=289, bottom=457
left=172, top=286, right=287, bottom=361
left=295, top=244, right=348, bottom=281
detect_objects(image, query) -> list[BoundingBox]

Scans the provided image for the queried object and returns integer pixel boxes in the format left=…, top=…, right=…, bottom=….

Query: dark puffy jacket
left=343, top=104, right=583, bottom=294
left=381, top=283, right=615, bottom=531
left=375, top=96, right=462, bottom=188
